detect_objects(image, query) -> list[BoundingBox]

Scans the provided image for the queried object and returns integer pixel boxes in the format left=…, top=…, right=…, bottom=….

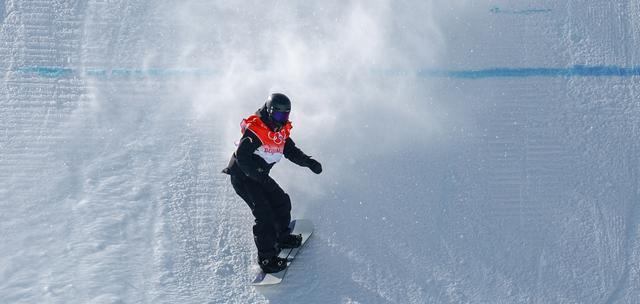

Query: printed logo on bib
left=268, top=131, right=286, bottom=145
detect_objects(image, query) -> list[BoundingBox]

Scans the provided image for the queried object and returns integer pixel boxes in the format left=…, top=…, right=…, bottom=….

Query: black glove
left=306, top=158, right=322, bottom=174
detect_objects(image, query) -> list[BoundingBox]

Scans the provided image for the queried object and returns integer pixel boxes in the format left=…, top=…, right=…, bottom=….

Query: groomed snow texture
left=1, top=1, right=639, bottom=303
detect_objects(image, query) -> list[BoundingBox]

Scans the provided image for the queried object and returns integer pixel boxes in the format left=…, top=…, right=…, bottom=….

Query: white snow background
left=1, top=0, right=639, bottom=303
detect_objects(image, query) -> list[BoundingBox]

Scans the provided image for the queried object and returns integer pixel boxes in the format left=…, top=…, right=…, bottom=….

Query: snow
left=1, top=0, right=639, bottom=303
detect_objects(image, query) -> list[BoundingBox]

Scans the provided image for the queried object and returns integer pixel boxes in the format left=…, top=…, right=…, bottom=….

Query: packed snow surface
left=1, top=1, right=639, bottom=303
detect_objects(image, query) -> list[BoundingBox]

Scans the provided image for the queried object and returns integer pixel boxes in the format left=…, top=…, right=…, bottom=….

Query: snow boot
left=259, top=256, right=288, bottom=273
left=279, top=234, right=302, bottom=249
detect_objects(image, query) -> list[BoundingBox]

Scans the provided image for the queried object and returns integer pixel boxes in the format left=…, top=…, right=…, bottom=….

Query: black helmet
left=266, top=93, right=291, bottom=113
left=264, top=93, right=291, bottom=129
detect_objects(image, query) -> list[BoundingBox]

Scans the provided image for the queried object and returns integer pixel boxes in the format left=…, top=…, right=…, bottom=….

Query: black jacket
left=223, top=113, right=311, bottom=183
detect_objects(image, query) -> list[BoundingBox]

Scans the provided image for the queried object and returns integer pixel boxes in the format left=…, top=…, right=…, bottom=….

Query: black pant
left=230, top=174, right=292, bottom=259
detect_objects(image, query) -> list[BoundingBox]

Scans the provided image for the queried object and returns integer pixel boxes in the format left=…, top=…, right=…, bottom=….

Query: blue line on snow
left=17, top=67, right=74, bottom=77
left=418, top=66, right=640, bottom=79
left=14, top=65, right=640, bottom=79
left=15, top=67, right=217, bottom=78
left=489, top=6, right=552, bottom=15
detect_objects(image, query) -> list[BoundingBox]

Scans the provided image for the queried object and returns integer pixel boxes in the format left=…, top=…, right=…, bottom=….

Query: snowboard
left=251, top=219, right=314, bottom=286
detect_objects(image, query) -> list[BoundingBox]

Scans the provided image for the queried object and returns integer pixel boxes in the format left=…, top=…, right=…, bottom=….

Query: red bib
left=240, top=114, right=292, bottom=164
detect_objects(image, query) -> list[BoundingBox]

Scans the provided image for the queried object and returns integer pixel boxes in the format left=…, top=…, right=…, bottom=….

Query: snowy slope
left=1, top=1, right=639, bottom=303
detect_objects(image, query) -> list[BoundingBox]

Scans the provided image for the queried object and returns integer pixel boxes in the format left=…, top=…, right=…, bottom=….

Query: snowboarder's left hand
left=307, top=158, right=322, bottom=174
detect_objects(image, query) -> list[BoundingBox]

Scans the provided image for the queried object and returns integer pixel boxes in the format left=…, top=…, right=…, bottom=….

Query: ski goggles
left=271, top=111, right=290, bottom=123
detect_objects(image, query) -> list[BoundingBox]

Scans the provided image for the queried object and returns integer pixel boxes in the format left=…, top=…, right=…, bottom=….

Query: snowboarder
left=223, top=93, right=322, bottom=273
